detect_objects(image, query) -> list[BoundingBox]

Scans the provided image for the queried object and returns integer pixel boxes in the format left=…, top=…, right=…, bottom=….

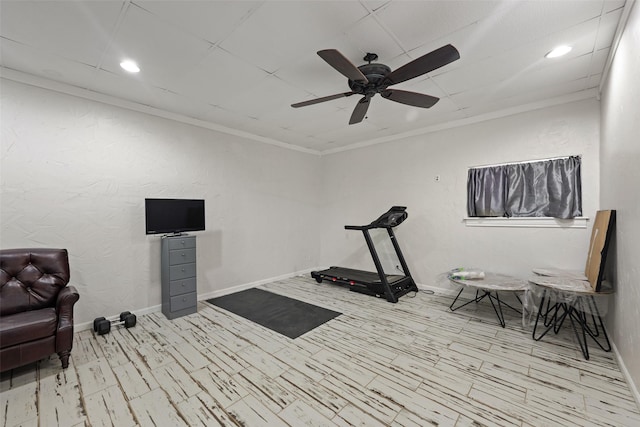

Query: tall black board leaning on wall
left=311, top=206, right=419, bottom=303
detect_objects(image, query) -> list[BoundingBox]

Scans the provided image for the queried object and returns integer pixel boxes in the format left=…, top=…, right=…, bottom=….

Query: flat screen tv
left=145, top=198, right=205, bottom=235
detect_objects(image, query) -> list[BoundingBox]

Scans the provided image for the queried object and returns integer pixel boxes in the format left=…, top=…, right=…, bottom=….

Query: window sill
left=463, top=216, right=589, bottom=228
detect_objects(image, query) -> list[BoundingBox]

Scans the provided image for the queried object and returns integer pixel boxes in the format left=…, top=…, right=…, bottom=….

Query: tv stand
left=161, top=234, right=197, bottom=319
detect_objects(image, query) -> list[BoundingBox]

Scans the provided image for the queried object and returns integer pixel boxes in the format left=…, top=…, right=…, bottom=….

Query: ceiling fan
left=291, top=44, right=460, bottom=125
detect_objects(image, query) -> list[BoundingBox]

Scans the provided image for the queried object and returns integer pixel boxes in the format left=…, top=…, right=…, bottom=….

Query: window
left=467, top=156, right=582, bottom=219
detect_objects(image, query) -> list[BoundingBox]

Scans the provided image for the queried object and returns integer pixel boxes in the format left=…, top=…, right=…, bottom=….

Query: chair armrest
left=56, top=285, right=79, bottom=328
left=55, top=285, right=79, bottom=354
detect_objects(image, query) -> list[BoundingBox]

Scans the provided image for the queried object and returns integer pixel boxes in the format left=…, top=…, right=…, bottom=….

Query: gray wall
left=600, top=0, right=640, bottom=402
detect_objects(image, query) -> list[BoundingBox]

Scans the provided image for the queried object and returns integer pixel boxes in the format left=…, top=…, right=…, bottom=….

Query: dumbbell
left=93, top=311, right=137, bottom=335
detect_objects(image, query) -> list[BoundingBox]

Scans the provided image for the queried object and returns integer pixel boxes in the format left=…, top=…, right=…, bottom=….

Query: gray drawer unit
left=170, top=292, right=198, bottom=312
left=169, top=248, right=196, bottom=265
left=169, top=263, right=197, bottom=280
left=169, top=237, right=196, bottom=250
left=161, top=235, right=197, bottom=319
left=169, top=277, right=196, bottom=297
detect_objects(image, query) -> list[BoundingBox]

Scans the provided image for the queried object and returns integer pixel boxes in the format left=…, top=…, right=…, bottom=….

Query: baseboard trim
left=75, top=304, right=162, bottom=332
left=417, top=282, right=452, bottom=295
left=611, top=339, right=640, bottom=411
left=74, top=268, right=318, bottom=332
left=197, top=268, right=317, bottom=302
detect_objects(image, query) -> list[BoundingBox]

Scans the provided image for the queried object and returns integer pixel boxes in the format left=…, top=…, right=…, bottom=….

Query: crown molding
left=2, top=67, right=597, bottom=158
left=0, top=67, right=322, bottom=156
left=599, top=0, right=636, bottom=96
left=320, top=89, right=599, bottom=155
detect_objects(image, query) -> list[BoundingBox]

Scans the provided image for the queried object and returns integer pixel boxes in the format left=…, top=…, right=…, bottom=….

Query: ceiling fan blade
left=384, top=44, right=460, bottom=86
left=349, top=97, right=370, bottom=124
left=291, top=91, right=355, bottom=108
left=381, top=89, right=439, bottom=108
left=317, top=49, right=369, bottom=83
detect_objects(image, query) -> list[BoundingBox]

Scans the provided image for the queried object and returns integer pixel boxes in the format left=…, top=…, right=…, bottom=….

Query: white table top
left=448, top=272, right=528, bottom=291
left=528, top=276, right=614, bottom=295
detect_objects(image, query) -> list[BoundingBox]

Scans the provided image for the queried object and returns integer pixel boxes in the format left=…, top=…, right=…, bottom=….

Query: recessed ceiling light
left=120, top=60, right=140, bottom=73
left=545, top=45, right=572, bottom=58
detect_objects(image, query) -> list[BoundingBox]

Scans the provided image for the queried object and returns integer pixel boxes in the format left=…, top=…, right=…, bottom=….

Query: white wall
left=320, top=99, right=601, bottom=288
left=0, top=80, right=322, bottom=324
left=600, top=1, right=640, bottom=400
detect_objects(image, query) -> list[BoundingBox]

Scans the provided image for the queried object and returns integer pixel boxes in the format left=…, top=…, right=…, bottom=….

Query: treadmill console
left=370, top=206, right=407, bottom=228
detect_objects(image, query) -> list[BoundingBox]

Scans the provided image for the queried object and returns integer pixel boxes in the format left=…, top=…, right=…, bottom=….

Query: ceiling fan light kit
left=292, top=44, right=460, bottom=125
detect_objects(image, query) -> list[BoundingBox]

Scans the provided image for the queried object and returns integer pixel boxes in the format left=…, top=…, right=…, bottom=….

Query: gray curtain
left=467, top=166, right=507, bottom=217
left=467, top=156, right=582, bottom=218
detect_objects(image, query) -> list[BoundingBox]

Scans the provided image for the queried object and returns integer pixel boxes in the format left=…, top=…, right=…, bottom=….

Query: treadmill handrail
left=344, top=225, right=365, bottom=230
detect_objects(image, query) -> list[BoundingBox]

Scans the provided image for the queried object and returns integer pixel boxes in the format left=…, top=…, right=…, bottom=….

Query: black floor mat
left=207, top=288, right=341, bottom=339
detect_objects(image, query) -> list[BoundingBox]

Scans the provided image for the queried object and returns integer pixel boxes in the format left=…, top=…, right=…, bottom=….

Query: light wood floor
left=2, top=276, right=639, bottom=426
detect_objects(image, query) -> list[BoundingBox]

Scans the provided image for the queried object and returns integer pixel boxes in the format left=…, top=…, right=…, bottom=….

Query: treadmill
left=311, top=206, right=419, bottom=303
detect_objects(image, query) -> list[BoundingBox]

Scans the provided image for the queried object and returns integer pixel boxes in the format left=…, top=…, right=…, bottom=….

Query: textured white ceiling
left=0, top=0, right=626, bottom=153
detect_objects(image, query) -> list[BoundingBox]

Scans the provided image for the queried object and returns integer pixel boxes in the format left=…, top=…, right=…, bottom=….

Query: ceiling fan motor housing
left=348, top=63, right=392, bottom=95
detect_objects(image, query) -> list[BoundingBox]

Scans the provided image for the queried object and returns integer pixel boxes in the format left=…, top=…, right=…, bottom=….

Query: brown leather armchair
left=0, top=248, right=80, bottom=371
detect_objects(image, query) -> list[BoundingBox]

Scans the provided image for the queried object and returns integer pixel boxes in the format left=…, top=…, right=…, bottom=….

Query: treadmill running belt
left=320, top=267, right=403, bottom=284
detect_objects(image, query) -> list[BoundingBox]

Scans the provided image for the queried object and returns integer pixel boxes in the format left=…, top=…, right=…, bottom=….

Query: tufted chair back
left=0, top=248, right=71, bottom=316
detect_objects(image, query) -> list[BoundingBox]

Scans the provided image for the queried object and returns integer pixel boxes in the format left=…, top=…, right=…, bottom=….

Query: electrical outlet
left=435, top=175, right=441, bottom=182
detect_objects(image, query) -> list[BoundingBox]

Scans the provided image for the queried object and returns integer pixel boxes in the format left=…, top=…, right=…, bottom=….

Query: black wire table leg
left=449, top=288, right=489, bottom=312
left=533, top=289, right=549, bottom=340
left=449, top=288, right=464, bottom=311
left=568, top=303, right=590, bottom=360
left=447, top=276, right=528, bottom=327
left=542, top=296, right=558, bottom=328
left=582, top=295, right=612, bottom=352
left=494, top=294, right=522, bottom=314
left=530, top=283, right=613, bottom=360
left=487, top=292, right=506, bottom=328
left=552, top=302, right=570, bottom=334
left=533, top=289, right=569, bottom=341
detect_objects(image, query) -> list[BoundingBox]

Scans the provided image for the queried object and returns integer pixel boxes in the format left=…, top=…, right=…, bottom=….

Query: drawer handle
left=181, top=268, right=185, bottom=272
left=182, top=298, right=186, bottom=302
left=181, top=252, right=186, bottom=257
